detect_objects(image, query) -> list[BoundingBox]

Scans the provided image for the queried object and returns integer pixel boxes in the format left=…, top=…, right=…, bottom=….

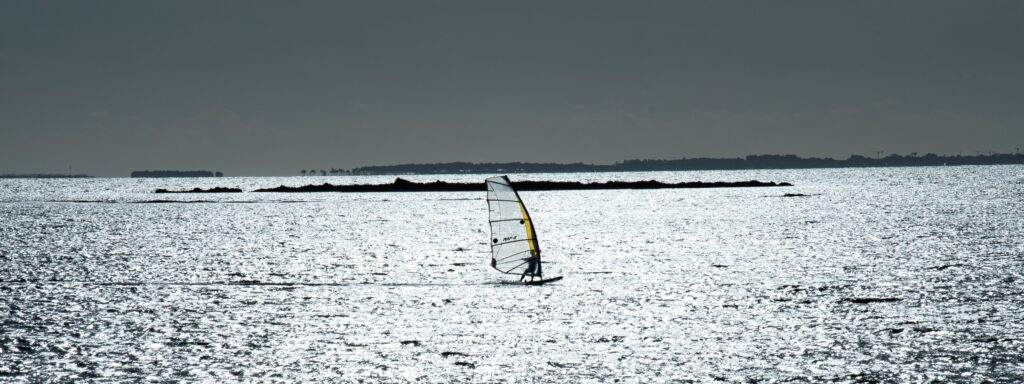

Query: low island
left=132, top=170, right=224, bottom=178
left=154, top=187, right=243, bottom=193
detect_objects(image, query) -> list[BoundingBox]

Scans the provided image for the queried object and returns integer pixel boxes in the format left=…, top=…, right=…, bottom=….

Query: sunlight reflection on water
left=2, top=166, right=1023, bottom=382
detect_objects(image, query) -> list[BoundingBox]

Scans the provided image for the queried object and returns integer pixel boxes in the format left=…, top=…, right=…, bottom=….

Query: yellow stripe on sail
left=518, top=201, right=538, bottom=257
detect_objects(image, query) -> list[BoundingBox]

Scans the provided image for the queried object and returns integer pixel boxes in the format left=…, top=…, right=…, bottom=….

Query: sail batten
left=486, top=176, right=543, bottom=278
left=494, top=238, right=533, bottom=246
left=492, top=218, right=533, bottom=223
left=495, top=250, right=534, bottom=261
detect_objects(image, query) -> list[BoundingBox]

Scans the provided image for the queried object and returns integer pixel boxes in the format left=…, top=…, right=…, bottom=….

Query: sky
left=1, top=1, right=1022, bottom=176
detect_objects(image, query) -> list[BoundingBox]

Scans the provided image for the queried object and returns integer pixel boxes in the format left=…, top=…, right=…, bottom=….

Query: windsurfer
left=520, top=254, right=540, bottom=281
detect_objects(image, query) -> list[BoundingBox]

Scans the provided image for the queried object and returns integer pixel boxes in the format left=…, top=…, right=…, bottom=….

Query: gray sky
left=2, top=1, right=1022, bottom=176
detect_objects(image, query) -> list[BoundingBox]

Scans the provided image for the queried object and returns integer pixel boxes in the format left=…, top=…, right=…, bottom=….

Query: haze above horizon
left=2, top=1, right=1022, bottom=177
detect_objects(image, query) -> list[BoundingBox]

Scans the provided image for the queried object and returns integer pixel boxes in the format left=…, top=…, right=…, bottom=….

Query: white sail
left=486, top=176, right=542, bottom=278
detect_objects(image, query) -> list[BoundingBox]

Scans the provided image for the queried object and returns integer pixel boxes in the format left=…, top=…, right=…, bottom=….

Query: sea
left=2, top=166, right=1023, bottom=383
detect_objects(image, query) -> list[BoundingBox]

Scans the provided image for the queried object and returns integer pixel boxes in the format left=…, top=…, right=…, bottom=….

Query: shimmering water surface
left=2, top=166, right=1023, bottom=382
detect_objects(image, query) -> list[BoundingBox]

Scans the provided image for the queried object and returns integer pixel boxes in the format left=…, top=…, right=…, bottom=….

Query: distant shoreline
left=250, top=178, right=792, bottom=193
left=7, top=153, right=1022, bottom=179
left=149, top=178, right=792, bottom=194
left=342, top=153, right=1024, bottom=175
left=0, top=174, right=93, bottom=179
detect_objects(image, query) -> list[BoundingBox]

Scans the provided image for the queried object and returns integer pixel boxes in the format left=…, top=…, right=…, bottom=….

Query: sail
left=486, top=176, right=542, bottom=277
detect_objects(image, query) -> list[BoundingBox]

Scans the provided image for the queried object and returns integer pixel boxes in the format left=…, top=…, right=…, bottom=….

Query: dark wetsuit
left=520, top=254, right=540, bottom=281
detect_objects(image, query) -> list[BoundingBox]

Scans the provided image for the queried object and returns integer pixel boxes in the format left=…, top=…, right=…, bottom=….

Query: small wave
left=50, top=200, right=119, bottom=204
left=841, top=297, right=903, bottom=304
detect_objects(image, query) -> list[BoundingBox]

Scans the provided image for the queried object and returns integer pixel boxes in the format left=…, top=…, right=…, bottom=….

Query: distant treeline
left=336, top=152, right=1024, bottom=175
left=131, top=170, right=224, bottom=178
left=0, top=174, right=93, bottom=179
left=254, top=178, right=790, bottom=193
